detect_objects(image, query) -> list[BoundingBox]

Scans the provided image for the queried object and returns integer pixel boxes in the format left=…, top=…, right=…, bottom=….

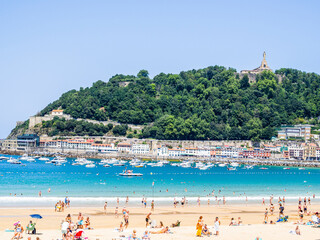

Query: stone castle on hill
left=239, top=52, right=283, bottom=83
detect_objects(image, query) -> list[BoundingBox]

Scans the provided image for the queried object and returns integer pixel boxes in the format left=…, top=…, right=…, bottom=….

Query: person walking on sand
left=151, top=200, right=154, bottom=211
left=104, top=201, right=107, bottom=213
left=146, top=213, right=152, bottom=227
left=264, top=208, right=268, bottom=222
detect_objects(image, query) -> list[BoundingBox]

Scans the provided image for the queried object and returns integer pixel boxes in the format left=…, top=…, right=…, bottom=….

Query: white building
left=157, top=146, right=169, bottom=157
left=168, top=148, right=184, bottom=157
left=91, top=143, right=117, bottom=153
left=51, top=109, right=64, bottom=116
left=117, top=143, right=132, bottom=153
left=132, top=144, right=150, bottom=155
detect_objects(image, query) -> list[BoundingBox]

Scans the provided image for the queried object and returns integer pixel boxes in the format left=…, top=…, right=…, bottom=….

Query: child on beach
left=214, top=217, right=220, bottom=236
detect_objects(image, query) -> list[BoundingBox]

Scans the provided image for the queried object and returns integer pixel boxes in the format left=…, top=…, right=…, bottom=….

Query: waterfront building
left=302, top=143, right=318, bottom=160
left=132, top=144, right=150, bottom=155
left=117, top=142, right=132, bottom=153
left=61, top=139, right=94, bottom=150
left=1, top=139, right=18, bottom=150
left=316, top=148, right=320, bottom=160
left=168, top=148, right=184, bottom=157
left=240, top=148, right=271, bottom=158
left=288, top=146, right=304, bottom=160
left=17, top=134, right=40, bottom=151
left=91, top=143, right=117, bottom=153
left=157, top=146, right=168, bottom=157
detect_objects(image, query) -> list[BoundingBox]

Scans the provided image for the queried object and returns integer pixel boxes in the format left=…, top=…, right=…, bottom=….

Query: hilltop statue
left=240, top=51, right=272, bottom=74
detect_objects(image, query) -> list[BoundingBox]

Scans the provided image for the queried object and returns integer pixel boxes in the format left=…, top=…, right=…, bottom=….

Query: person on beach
left=117, top=197, right=119, bottom=206
left=77, top=212, right=84, bottom=229
left=124, top=211, right=129, bottom=229
left=262, top=198, right=265, bottom=205
left=39, top=191, right=42, bottom=197
left=208, top=198, right=210, bottom=205
left=146, top=213, right=152, bottom=227
left=142, top=230, right=151, bottom=240
left=214, top=217, right=220, bottom=236
left=151, top=200, right=154, bottom=211
left=229, top=218, right=236, bottom=226
left=150, top=226, right=169, bottom=234
left=115, top=206, right=119, bottom=218
left=223, top=196, right=226, bottom=205
left=196, top=216, right=203, bottom=237
left=279, top=204, right=284, bottom=217
left=202, top=224, right=211, bottom=236
left=84, top=217, right=91, bottom=229
left=308, top=197, right=311, bottom=205
left=11, top=223, right=24, bottom=240
left=197, top=197, right=200, bottom=207
left=264, top=208, right=268, bottom=222
left=270, top=204, right=274, bottom=215
left=65, top=228, right=73, bottom=240
left=238, top=217, right=242, bottom=226
left=104, top=201, right=107, bottom=213
left=131, top=229, right=137, bottom=239
left=119, top=222, right=124, bottom=232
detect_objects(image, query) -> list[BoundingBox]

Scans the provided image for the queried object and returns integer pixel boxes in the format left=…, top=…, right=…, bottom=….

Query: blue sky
left=0, top=0, right=319, bottom=138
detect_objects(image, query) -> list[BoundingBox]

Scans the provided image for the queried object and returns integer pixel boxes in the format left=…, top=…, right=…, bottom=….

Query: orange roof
left=52, top=109, right=63, bottom=112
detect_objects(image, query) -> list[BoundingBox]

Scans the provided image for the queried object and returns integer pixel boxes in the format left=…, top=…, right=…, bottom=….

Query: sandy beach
left=1, top=203, right=319, bottom=239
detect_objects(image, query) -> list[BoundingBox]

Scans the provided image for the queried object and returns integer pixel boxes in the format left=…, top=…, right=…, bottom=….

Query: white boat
left=38, top=157, right=50, bottom=161
left=113, top=163, right=125, bottom=166
left=0, top=156, right=9, bottom=160
left=103, top=164, right=111, bottom=168
left=218, top=163, right=226, bottom=167
left=119, top=170, right=143, bottom=177
left=26, top=157, right=36, bottom=162
left=298, top=168, right=305, bottom=170
left=86, top=163, right=96, bottom=168
left=244, top=165, right=254, bottom=169
left=230, top=163, right=239, bottom=167
left=199, top=166, right=210, bottom=170
left=227, top=167, right=236, bottom=171
left=19, top=154, right=30, bottom=161
left=8, top=158, right=22, bottom=164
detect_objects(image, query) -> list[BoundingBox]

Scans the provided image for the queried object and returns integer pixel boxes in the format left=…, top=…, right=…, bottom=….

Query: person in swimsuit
left=145, top=213, right=152, bottom=227
left=11, top=223, right=24, bottom=240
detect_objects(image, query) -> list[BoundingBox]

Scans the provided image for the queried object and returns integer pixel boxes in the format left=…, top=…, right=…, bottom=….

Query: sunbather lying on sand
left=150, top=226, right=169, bottom=234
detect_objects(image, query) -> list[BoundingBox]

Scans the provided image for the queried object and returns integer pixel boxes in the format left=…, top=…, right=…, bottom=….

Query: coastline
left=1, top=151, right=320, bottom=168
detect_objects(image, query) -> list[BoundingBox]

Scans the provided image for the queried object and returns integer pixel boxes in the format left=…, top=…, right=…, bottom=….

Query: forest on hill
left=35, top=66, right=320, bottom=141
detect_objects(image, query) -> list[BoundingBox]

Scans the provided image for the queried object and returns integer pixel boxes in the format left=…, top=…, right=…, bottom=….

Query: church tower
left=259, top=51, right=270, bottom=70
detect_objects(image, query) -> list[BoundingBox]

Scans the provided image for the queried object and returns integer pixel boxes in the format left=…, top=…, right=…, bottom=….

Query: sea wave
left=0, top=195, right=317, bottom=208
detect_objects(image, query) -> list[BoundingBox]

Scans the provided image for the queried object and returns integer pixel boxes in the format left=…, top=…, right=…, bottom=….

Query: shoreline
left=1, top=151, right=320, bottom=168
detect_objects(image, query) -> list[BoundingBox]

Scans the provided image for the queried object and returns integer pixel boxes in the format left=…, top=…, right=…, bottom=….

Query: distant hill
left=12, top=66, right=320, bottom=141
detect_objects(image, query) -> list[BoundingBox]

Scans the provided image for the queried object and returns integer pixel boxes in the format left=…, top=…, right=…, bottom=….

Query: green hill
left=21, top=66, right=320, bottom=141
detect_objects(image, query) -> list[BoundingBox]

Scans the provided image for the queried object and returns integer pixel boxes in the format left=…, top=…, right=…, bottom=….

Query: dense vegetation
left=38, top=67, right=320, bottom=141
left=39, top=117, right=115, bottom=137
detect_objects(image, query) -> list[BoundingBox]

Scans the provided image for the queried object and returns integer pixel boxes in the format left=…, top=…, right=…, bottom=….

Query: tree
left=240, top=74, right=250, bottom=89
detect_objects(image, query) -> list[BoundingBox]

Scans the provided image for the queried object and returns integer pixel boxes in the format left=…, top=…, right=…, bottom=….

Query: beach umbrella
left=30, top=214, right=43, bottom=219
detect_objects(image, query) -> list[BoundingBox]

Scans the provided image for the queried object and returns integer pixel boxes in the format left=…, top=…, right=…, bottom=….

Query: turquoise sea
left=0, top=154, right=319, bottom=207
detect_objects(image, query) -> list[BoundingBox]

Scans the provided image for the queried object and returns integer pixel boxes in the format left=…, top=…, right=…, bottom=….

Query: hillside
left=14, top=66, right=320, bottom=141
